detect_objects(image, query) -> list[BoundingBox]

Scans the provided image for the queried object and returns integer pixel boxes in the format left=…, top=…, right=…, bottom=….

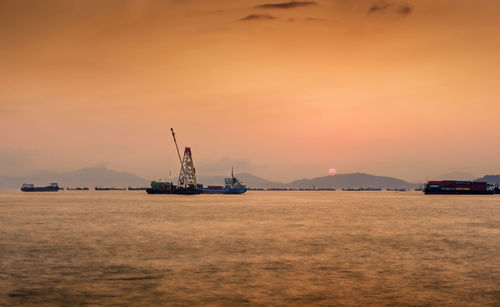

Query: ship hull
left=424, top=189, right=494, bottom=195
left=202, top=188, right=247, bottom=194
left=21, top=187, right=59, bottom=192
left=146, top=188, right=202, bottom=195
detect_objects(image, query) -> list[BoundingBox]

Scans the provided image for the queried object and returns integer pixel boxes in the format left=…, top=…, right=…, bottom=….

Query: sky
left=1, top=0, right=500, bottom=182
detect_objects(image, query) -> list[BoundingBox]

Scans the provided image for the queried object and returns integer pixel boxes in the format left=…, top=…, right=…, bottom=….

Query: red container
left=471, top=186, right=485, bottom=191
left=207, top=185, right=223, bottom=190
left=471, top=182, right=487, bottom=191
left=428, top=181, right=443, bottom=185
left=471, top=182, right=487, bottom=187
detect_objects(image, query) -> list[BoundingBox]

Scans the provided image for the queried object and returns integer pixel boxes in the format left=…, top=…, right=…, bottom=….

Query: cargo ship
left=202, top=168, right=247, bottom=194
left=95, top=187, right=126, bottom=191
left=127, top=187, right=148, bottom=190
left=146, top=128, right=202, bottom=195
left=424, top=180, right=494, bottom=195
left=21, top=183, right=59, bottom=192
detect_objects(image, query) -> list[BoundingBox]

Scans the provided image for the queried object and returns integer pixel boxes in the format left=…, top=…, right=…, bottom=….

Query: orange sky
left=1, top=0, right=500, bottom=182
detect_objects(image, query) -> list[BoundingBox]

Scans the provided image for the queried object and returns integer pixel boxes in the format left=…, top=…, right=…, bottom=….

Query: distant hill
left=197, top=172, right=285, bottom=189
left=474, top=175, right=500, bottom=185
left=437, top=172, right=477, bottom=181
left=288, top=173, right=421, bottom=189
left=0, top=168, right=429, bottom=190
left=0, top=167, right=148, bottom=189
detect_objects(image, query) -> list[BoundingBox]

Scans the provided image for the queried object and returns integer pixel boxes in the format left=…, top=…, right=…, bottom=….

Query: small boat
left=342, top=187, right=382, bottom=191
left=95, top=187, right=126, bottom=191
left=202, top=168, right=247, bottom=194
left=21, top=183, right=59, bottom=192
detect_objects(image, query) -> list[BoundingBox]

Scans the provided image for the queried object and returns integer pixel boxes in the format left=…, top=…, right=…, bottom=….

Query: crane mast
left=170, top=128, right=197, bottom=188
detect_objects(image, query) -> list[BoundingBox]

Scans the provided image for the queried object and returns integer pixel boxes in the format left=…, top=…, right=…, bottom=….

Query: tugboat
left=146, top=128, right=202, bottom=195
left=202, top=167, right=247, bottom=194
left=21, top=183, right=59, bottom=192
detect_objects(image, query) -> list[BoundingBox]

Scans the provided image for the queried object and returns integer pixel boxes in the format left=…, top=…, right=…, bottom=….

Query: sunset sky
left=1, top=0, right=500, bottom=182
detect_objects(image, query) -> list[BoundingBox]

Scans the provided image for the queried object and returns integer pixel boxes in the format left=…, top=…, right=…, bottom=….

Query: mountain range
left=288, top=173, right=421, bottom=189
left=1, top=167, right=499, bottom=190
left=474, top=175, right=500, bottom=185
left=0, top=167, right=148, bottom=189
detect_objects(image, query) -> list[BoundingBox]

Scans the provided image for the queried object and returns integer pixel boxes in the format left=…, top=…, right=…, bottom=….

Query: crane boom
left=171, top=128, right=183, bottom=165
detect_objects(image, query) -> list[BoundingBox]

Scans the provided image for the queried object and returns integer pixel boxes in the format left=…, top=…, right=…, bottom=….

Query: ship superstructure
left=202, top=167, right=247, bottom=194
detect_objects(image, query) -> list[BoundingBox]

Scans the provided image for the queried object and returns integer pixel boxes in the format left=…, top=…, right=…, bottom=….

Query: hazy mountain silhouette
left=0, top=167, right=148, bottom=189
left=2, top=167, right=498, bottom=190
left=197, top=172, right=285, bottom=189
left=473, top=175, right=500, bottom=185
left=288, top=173, right=421, bottom=189
left=199, top=172, right=421, bottom=189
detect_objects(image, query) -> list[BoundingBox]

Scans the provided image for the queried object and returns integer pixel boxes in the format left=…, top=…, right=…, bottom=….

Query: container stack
left=424, top=180, right=493, bottom=195
left=455, top=181, right=471, bottom=191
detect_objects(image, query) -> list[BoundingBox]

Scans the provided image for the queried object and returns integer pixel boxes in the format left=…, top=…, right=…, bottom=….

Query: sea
left=1, top=190, right=499, bottom=306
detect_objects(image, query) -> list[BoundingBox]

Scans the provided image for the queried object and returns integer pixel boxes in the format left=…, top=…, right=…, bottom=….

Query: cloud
left=255, top=1, right=318, bottom=9
left=397, top=4, right=413, bottom=15
left=239, top=14, right=276, bottom=21
left=288, top=17, right=324, bottom=22
left=367, top=3, right=392, bottom=14
left=304, top=17, right=323, bottom=21
left=367, top=2, right=414, bottom=16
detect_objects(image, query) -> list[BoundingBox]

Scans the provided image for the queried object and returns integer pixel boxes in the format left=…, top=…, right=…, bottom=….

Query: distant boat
left=95, top=187, right=126, bottom=191
left=21, top=183, right=59, bottom=192
left=201, top=168, right=247, bottom=194
left=342, top=187, right=382, bottom=191
left=387, top=188, right=407, bottom=192
left=67, top=187, right=89, bottom=191
left=127, top=187, right=148, bottom=190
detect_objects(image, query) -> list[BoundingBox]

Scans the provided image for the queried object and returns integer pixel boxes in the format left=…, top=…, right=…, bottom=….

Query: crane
left=170, top=128, right=197, bottom=188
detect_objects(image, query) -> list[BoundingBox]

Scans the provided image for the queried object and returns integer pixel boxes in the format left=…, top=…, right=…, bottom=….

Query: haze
left=1, top=0, right=500, bottom=182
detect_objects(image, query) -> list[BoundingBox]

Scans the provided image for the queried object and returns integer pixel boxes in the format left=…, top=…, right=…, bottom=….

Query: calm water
left=1, top=191, right=499, bottom=306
